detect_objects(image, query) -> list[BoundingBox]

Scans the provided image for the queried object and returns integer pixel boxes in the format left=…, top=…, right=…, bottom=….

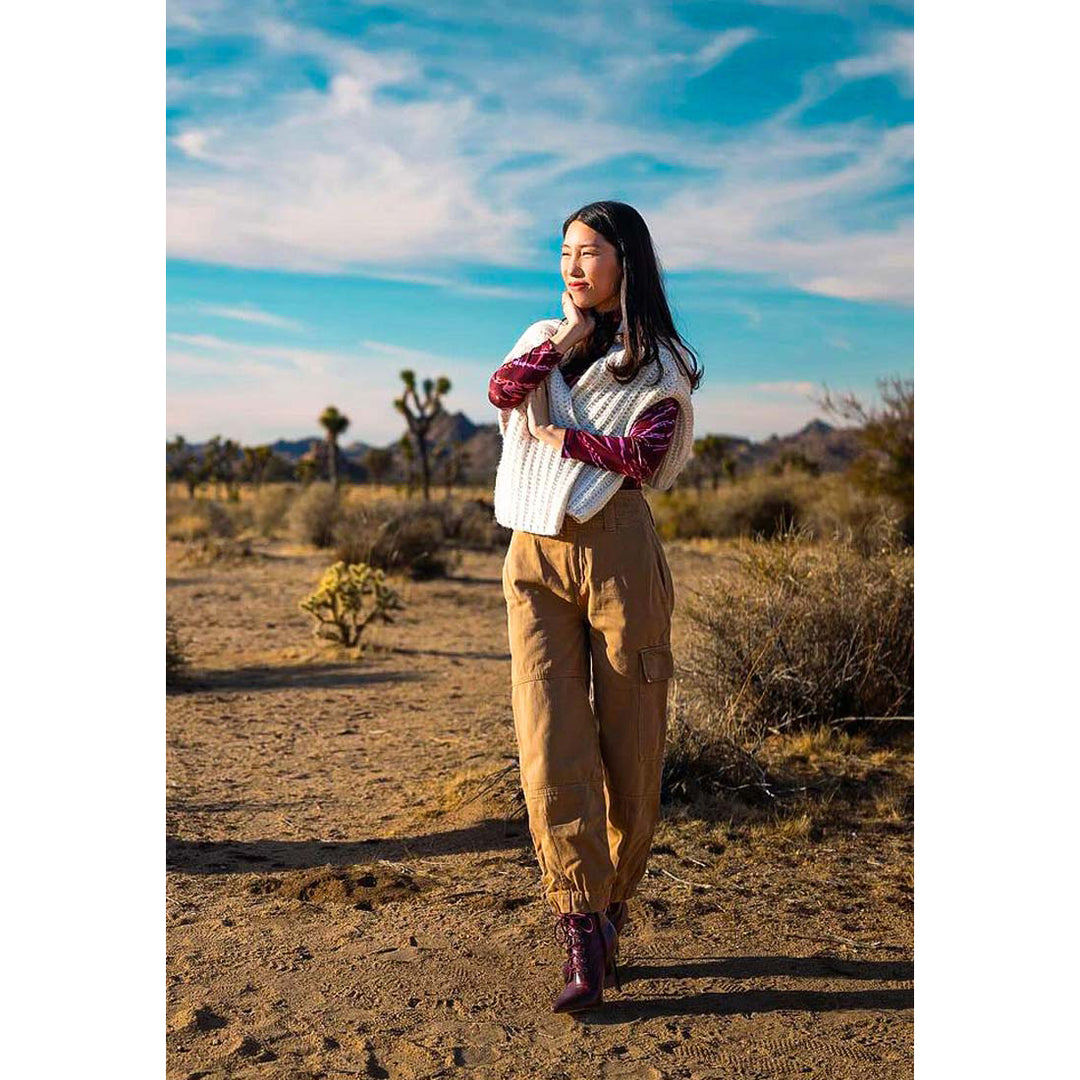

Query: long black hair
left=557, top=200, right=704, bottom=392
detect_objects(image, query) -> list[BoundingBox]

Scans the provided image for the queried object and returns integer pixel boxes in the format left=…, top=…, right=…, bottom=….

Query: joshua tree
left=296, top=458, right=320, bottom=487
left=694, top=435, right=738, bottom=490
left=202, top=435, right=226, bottom=498
left=399, top=432, right=417, bottom=497
left=222, top=438, right=242, bottom=500
left=363, top=446, right=394, bottom=490
left=167, top=435, right=201, bottom=498
left=393, top=369, right=451, bottom=502
left=319, top=406, right=351, bottom=490
left=240, top=445, right=276, bottom=489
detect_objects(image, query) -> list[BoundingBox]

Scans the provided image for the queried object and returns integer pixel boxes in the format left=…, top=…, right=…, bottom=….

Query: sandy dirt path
left=166, top=538, right=913, bottom=1079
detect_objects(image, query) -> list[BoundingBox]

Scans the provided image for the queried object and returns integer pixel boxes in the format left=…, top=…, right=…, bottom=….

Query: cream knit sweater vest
left=493, top=317, right=695, bottom=536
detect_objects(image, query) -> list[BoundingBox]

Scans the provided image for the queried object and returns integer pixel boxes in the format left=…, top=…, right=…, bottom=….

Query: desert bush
left=650, top=489, right=716, bottom=540
left=455, top=498, right=510, bottom=550
left=333, top=502, right=457, bottom=579
left=710, top=476, right=802, bottom=539
left=203, top=500, right=235, bottom=538
left=653, top=475, right=812, bottom=541
left=681, top=527, right=913, bottom=747
left=803, top=479, right=906, bottom=555
left=299, top=561, right=406, bottom=653
left=653, top=472, right=908, bottom=549
left=167, top=513, right=211, bottom=542
left=166, top=615, right=188, bottom=683
left=253, top=485, right=294, bottom=538
left=166, top=498, right=235, bottom=541
left=174, top=536, right=256, bottom=566
left=289, top=482, right=341, bottom=547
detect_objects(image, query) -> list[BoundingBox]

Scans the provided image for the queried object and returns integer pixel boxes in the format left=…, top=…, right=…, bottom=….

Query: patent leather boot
left=563, top=902, right=627, bottom=990
left=551, top=912, right=619, bottom=1013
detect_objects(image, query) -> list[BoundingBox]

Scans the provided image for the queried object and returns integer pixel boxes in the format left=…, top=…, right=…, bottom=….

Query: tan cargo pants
left=501, top=488, right=675, bottom=915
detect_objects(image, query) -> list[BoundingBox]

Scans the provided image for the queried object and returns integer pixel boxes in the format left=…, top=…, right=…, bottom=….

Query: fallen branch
left=784, top=931, right=905, bottom=951
left=658, top=866, right=714, bottom=889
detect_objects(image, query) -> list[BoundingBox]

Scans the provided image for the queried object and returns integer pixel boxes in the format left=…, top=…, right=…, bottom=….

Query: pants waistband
left=555, top=490, right=652, bottom=538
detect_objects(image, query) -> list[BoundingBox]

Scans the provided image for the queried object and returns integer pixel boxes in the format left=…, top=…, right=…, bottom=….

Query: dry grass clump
left=166, top=614, right=188, bottom=685
left=653, top=472, right=906, bottom=551
left=662, top=714, right=913, bottom=845
left=660, top=527, right=913, bottom=835
left=333, top=501, right=460, bottom=579
left=448, top=498, right=511, bottom=551
left=252, top=486, right=294, bottom=538
left=438, top=761, right=521, bottom=815
left=681, top=528, right=913, bottom=746
left=166, top=497, right=235, bottom=541
left=288, top=483, right=341, bottom=547
left=173, top=536, right=257, bottom=566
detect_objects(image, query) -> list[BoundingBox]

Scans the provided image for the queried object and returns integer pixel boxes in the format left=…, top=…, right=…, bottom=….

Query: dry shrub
left=166, top=614, right=187, bottom=680
left=651, top=489, right=717, bottom=540
left=252, top=486, right=294, bottom=538
left=289, top=482, right=341, bottom=547
left=709, top=476, right=802, bottom=539
left=453, top=498, right=510, bottom=551
left=333, top=502, right=456, bottom=579
left=681, top=527, right=913, bottom=747
left=174, top=536, right=256, bottom=566
left=166, top=498, right=235, bottom=541
left=803, top=479, right=906, bottom=555
left=654, top=472, right=907, bottom=549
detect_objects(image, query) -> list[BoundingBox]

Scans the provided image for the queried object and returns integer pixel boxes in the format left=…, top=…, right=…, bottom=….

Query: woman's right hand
left=552, top=290, right=595, bottom=352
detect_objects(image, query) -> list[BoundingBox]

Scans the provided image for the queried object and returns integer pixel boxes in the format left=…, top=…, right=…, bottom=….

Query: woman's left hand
left=525, top=379, right=567, bottom=452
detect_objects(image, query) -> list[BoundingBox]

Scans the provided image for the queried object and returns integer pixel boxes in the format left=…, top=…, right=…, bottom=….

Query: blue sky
left=167, top=0, right=913, bottom=444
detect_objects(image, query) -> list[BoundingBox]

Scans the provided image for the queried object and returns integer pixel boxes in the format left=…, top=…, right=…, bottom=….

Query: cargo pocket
left=638, top=642, right=674, bottom=762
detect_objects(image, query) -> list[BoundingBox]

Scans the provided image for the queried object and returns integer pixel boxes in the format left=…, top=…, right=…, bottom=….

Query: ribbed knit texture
left=493, top=318, right=695, bottom=536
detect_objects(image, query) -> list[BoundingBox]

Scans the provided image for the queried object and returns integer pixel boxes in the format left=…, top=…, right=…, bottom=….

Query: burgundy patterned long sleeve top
left=488, top=336, right=679, bottom=488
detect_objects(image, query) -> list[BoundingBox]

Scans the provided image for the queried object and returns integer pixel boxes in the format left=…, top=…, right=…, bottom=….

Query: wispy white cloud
left=606, top=27, right=759, bottom=81
left=753, top=380, right=816, bottom=395
left=196, top=303, right=303, bottom=330
left=167, top=4, right=912, bottom=303
left=346, top=267, right=548, bottom=301
left=648, top=124, right=913, bottom=303
left=835, top=29, right=913, bottom=93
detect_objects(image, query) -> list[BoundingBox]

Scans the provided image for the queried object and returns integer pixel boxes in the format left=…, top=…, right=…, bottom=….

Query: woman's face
left=561, top=220, right=622, bottom=311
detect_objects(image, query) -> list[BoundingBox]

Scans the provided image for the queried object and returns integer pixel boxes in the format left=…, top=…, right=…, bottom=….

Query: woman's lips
left=568, top=282, right=590, bottom=289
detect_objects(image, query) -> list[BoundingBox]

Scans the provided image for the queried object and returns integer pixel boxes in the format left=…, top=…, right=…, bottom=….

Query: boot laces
left=554, top=913, right=595, bottom=978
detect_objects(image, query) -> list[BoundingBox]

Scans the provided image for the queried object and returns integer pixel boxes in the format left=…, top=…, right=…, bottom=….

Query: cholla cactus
left=299, top=561, right=405, bottom=652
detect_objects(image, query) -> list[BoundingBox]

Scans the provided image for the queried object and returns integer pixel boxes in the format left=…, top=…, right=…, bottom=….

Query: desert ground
left=166, top=521, right=913, bottom=1079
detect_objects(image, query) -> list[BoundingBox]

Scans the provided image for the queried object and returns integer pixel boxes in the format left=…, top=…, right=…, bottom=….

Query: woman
left=488, top=200, right=703, bottom=1013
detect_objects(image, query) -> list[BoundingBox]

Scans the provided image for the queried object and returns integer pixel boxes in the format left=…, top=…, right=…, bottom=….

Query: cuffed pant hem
left=545, top=888, right=611, bottom=915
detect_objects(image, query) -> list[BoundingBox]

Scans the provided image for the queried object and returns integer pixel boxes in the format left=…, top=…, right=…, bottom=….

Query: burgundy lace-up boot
left=551, top=912, right=620, bottom=1013
left=562, top=901, right=629, bottom=990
